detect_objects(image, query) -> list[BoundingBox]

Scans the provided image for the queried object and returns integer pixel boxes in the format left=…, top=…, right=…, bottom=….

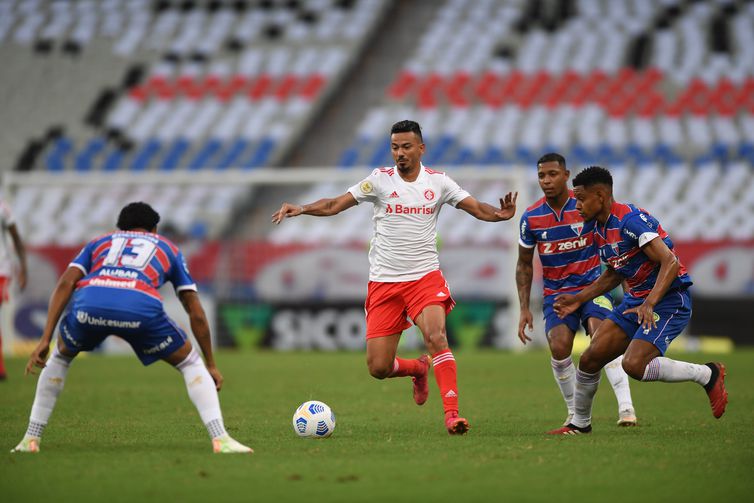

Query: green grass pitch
left=2, top=349, right=753, bottom=502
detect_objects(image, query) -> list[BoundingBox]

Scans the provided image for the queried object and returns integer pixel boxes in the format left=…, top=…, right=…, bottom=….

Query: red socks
left=389, top=357, right=424, bottom=378
left=432, top=349, right=458, bottom=414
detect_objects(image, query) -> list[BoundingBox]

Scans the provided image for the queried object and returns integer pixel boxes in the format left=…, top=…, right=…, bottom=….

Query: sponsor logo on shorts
left=61, top=324, right=81, bottom=348
left=143, top=336, right=174, bottom=355
left=593, top=295, right=613, bottom=310
left=76, top=310, right=141, bottom=329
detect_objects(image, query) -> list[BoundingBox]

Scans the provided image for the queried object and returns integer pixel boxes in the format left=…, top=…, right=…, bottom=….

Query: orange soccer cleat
left=445, top=411, right=470, bottom=435
left=704, top=362, right=728, bottom=419
left=412, top=355, right=431, bottom=406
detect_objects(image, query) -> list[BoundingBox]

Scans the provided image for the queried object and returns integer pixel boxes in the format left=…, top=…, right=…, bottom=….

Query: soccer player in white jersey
left=12, top=202, right=251, bottom=453
left=272, top=120, right=517, bottom=434
left=0, top=197, right=28, bottom=381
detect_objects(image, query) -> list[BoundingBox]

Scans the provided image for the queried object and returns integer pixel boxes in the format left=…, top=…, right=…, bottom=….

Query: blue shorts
left=543, top=293, right=614, bottom=335
left=607, top=288, right=692, bottom=355
left=58, top=288, right=188, bottom=366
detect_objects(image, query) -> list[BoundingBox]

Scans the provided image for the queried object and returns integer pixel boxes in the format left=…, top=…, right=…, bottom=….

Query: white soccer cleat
left=11, top=435, right=40, bottom=453
left=617, top=407, right=638, bottom=427
left=212, top=435, right=253, bottom=454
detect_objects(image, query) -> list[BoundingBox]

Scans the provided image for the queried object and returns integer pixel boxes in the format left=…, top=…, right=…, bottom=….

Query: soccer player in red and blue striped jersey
left=548, top=166, right=727, bottom=435
left=517, top=154, right=636, bottom=428
left=12, top=202, right=252, bottom=453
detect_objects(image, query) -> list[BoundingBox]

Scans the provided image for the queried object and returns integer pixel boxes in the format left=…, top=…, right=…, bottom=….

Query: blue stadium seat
left=74, top=137, right=106, bottom=171
left=514, top=146, right=536, bottom=164
left=451, top=147, right=476, bottom=166
left=425, top=135, right=455, bottom=166
left=569, top=144, right=592, bottom=165
left=243, top=137, right=276, bottom=169
left=159, top=138, right=190, bottom=170
left=737, top=142, right=754, bottom=162
left=625, top=144, right=650, bottom=165
left=129, top=139, right=162, bottom=171
left=368, top=138, right=391, bottom=167
left=188, top=139, right=222, bottom=170
left=653, top=144, right=681, bottom=164
left=217, top=138, right=249, bottom=169
left=45, top=137, right=74, bottom=171
left=709, top=143, right=729, bottom=162
left=479, top=146, right=504, bottom=165
left=102, top=148, right=126, bottom=171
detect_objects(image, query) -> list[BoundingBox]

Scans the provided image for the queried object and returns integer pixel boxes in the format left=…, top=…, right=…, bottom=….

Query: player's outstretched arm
left=272, top=193, right=358, bottom=224
left=553, top=266, right=623, bottom=318
left=456, top=192, right=518, bottom=222
left=178, top=290, right=223, bottom=390
left=26, top=266, right=84, bottom=375
left=516, top=245, right=535, bottom=344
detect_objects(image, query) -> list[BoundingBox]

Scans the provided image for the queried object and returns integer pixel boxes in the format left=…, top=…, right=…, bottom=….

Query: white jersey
left=0, top=200, right=16, bottom=277
left=348, top=164, right=470, bottom=282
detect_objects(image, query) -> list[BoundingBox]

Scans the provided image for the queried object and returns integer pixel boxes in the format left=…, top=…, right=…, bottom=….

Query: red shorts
left=0, top=277, right=9, bottom=303
left=364, top=270, right=455, bottom=339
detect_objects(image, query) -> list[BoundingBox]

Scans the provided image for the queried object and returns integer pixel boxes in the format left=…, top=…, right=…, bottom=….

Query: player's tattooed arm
left=272, top=193, right=357, bottom=223
left=516, top=245, right=535, bottom=344
left=456, top=192, right=518, bottom=222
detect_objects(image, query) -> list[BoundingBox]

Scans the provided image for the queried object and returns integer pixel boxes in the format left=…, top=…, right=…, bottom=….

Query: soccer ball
left=292, top=400, right=336, bottom=438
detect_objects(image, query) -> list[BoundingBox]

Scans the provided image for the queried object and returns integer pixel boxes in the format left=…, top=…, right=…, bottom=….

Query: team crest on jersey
left=360, top=181, right=373, bottom=194
left=570, top=222, right=584, bottom=236
left=610, top=242, right=620, bottom=255
left=424, top=189, right=435, bottom=201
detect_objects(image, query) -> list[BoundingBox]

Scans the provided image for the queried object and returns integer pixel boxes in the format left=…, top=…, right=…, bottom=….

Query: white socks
left=176, top=349, right=228, bottom=439
left=604, top=355, right=634, bottom=411
left=572, top=369, right=601, bottom=428
left=550, top=356, right=575, bottom=415
left=641, top=357, right=712, bottom=385
left=27, top=345, right=74, bottom=438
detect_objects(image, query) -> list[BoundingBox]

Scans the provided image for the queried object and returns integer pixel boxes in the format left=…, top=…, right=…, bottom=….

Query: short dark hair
left=117, top=202, right=160, bottom=231
left=390, top=120, right=423, bottom=142
left=537, top=152, right=566, bottom=169
left=572, top=166, right=613, bottom=189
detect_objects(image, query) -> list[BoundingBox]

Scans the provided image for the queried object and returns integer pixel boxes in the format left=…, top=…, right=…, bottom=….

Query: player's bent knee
left=621, top=355, right=647, bottom=381
left=367, top=363, right=392, bottom=380
left=578, top=349, right=603, bottom=374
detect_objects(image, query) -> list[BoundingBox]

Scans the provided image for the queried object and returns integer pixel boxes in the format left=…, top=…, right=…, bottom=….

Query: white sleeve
left=347, top=169, right=381, bottom=204
left=638, top=232, right=659, bottom=247
left=443, top=174, right=471, bottom=207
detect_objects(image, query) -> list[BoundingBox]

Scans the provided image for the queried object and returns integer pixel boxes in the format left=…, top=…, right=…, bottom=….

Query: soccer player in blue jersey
left=517, top=154, right=636, bottom=428
left=11, top=202, right=252, bottom=453
left=548, top=167, right=728, bottom=435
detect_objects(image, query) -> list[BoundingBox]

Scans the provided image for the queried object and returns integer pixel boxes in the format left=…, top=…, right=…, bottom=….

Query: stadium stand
left=1, top=0, right=753, bottom=246
left=271, top=0, right=754, bottom=244
left=1, top=0, right=390, bottom=244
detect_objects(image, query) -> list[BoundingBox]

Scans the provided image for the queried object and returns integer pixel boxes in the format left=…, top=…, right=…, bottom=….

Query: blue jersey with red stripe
left=70, top=231, right=196, bottom=302
left=519, top=194, right=601, bottom=296
left=594, top=202, right=692, bottom=299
